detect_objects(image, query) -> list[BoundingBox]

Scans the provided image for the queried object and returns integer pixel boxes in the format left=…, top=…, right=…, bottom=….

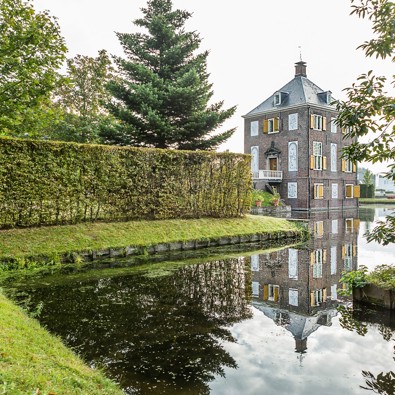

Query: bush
left=0, top=137, right=252, bottom=228
left=360, top=184, right=375, bottom=198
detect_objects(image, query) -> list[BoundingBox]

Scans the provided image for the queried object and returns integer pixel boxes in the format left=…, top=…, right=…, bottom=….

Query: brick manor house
left=243, top=61, right=359, bottom=211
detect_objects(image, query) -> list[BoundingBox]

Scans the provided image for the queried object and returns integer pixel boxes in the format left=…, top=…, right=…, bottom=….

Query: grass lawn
left=0, top=292, right=123, bottom=395
left=0, top=215, right=303, bottom=262
left=359, top=198, right=395, bottom=204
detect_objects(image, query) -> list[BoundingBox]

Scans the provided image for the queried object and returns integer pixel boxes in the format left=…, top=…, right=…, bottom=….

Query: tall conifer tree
left=102, top=0, right=236, bottom=150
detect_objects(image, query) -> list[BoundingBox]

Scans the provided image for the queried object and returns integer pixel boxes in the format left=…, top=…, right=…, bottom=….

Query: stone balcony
left=252, top=170, right=283, bottom=182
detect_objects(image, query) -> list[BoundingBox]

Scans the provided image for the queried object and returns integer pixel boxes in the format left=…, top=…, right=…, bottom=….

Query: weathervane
left=298, top=46, right=303, bottom=61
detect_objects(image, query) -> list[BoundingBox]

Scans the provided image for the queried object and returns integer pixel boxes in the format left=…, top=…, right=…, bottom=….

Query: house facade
left=243, top=61, right=359, bottom=211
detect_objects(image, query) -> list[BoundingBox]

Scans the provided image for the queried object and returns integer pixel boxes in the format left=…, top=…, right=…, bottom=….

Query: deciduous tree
left=0, top=0, right=67, bottom=136
left=102, top=0, right=236, bottom=150
left=336, top=0, right=395, bottom=244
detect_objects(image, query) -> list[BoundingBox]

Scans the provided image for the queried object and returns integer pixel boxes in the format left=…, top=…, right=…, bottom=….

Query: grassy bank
left=0, top=215, right=303, bottom=263
left=359, top=198, right=395, bottom=204
left=0, top=292, right=123, bottom=395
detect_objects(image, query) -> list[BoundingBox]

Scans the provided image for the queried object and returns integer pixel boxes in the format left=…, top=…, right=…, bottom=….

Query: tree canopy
left=0, top=0, right=67, bottom=137
left=49, top=50, right=115, bottom=143
left=336, top=0, right=395, bottom=244
left=101, top=0, right=236, bottom=150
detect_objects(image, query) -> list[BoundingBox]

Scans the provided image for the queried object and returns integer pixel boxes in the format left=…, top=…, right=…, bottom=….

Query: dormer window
left=318, top=91, right=332, bottom=104
left=274, top=92, right=281, bottom=106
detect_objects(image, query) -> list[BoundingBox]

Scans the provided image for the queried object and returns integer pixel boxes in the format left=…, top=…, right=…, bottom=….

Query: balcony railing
left=252, top=170, right=283, bottom=181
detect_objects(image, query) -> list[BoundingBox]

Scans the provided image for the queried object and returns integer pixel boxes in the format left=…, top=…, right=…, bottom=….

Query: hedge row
left=360, top=184, right=375, bottom=198
left=0, top=137, right=252, bottom=228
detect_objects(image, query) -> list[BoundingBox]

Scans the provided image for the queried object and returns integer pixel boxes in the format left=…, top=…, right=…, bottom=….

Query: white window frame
left=332, top=219, right=338, bottom=234
left=252, top=281, right=260, bottom=296
left=313, top=289, right=323, bottom=306
left=288, top=182, right=298, bottom=199
left=313, top=115, right=323, bottom=130
left=289, top=288, right=299, bottom=306
left=345, top=159, right=353, bottom=173
left=345, top=218, right=354, bottom=233
left=250, top=120, right=259, bottom=136
left=331, top=246, right=337, bottom=275
left=268, top=118, right=279, bottom=134
left=313, top=249, right=323, bottom=278
left=331, top=117, right=337, bottom=133
left=274, top=92, right=281, bottom=105
left=288, top=141, right=298, bottom=171
left=331, top=143, right=337, bottom=172
left=314, top=183, right=324, bottom=200
left=251, top=255, right=259, bottom=271
left=288, top=248, right=298, bottom=280
left=268, top=284, right=280, bottom=302
left=313, top=141, right=323, bottom=170
left=314, top=220, right=324, bottom=238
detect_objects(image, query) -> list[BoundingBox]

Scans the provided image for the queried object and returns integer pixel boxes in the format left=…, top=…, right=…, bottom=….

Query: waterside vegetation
left=0, top=292, right=123, bottom=395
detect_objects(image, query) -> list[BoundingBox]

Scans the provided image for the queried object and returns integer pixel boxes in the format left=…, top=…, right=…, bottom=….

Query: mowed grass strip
left=0, top=292, right=123, bottom=395
left=0, top=215, right=301, bottom=259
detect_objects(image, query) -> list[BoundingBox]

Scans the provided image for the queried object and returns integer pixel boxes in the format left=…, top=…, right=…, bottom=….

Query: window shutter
left=310, top=291, right=315, bottom=306
left=354, top=218, right=360, bottom=231
left=323, top=288, right=327, bottom=301
left=263, top=284, right=268, bottom=300
left=354, top=185, right=360, bottom=198
left=274, top=117, right=279, bottom=132
left=342, top=127, right=346, bottom=134
left=353, top=244, right=357, bottom=257
left=342, top=160, right=346, bottom=172
left=353, top=163, right=357, bottom=173
left=274, top=287, right=279, bottom=302
left=323, top=156, right=327, bottom=170
left=310, top=155, right=315, bottom=170
left=342, top=245, right=346, bottom=258
left=310, top=114, right=314, bottom=129
left=319, top=185, right=324, bottom=198
left=323, top=249, right=327, bottom=263
left=263, top=119, right=269, bottom=134
left=323, top=117, right=327, bottom=131
left=310, top=251, right=315, bottom=265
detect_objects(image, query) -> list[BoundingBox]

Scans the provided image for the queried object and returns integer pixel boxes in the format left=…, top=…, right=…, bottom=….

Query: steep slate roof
left=244, top=65, right=336, bottom=117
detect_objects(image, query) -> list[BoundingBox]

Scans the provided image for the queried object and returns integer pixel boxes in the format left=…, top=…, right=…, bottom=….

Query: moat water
left=2, top=205, right=395, bottom=394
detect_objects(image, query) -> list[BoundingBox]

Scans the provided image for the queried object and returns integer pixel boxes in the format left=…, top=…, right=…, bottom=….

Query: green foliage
left=368, top=264, right=395, bottom=289
left=251, top=190, right=283, bottom=207
left=361, top=371, right=395, bottom=395
left=0, top=0, right=67, bottom=137
left=336, top=0, right=395, bottom=245
left=360, top=183, right=375, bottom=198
left=0, top=137, right=251, bottom=228
left=363, top=169, right=374, bottom=185
left=102, top=0, right=236, bottom=150
left=48, top=50, right=116, bottom=144
left=339, top=265, right=369, bottom=295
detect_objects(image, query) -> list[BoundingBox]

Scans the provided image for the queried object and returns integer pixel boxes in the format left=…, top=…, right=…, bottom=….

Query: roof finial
left=298, top=45, right=303, bottom=61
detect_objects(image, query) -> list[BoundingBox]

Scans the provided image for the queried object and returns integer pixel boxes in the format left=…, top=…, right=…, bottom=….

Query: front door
left=269, top=157, right=277, bottom=171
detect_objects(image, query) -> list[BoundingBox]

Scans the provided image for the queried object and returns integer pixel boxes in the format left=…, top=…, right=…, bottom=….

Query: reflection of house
left=250, top=209, right=359, bottom=353
left=243, top=61, right=359, bottom=210
left=375, top=173, right=395, bottom=193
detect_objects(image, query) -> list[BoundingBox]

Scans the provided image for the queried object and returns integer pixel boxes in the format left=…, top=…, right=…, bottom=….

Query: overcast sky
left=33, top=0, right=393, bottom=172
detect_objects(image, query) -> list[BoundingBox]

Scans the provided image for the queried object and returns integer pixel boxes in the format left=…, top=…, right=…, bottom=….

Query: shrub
left=0, top=137, right=252, bottom=228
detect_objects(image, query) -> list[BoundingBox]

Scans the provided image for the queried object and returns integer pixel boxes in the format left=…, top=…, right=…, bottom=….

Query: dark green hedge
left=0, top=137, right=252, bottom=228
left=360, top=184, right=375, bottom=198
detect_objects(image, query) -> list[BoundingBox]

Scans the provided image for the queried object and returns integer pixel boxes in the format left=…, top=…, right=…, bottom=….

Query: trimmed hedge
left=0, top=137, right=252, bottom=228
left=360, top=184, right=375, bottom=198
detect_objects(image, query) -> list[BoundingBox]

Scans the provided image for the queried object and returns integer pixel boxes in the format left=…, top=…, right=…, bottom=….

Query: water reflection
left=3, top=207, right=395, bottom=394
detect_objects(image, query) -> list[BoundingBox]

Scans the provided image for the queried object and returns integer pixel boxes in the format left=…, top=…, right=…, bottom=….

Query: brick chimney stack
left=295, top=61, right=307, bottom=77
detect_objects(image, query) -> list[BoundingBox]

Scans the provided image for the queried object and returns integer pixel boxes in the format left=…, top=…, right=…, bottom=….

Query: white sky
left=33, top=0, right=394, bottom=173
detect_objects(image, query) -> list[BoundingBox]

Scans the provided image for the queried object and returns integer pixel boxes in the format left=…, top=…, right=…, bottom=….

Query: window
left=312, top=141, right=323, bottom=170
left=332, top=219, right=338, bottom=234
left=345, top=218, right=354, bottom=232
left=343, top=244, right=353, bottom=271
left=288, top=113, right=298, bottom=131
left=288, top=142, right=298, bottom=171
left=251, top=255, right=259, bottom=271
left=331, top=143, right=337, bottom=172
left=345, top=184, right=354, bottom=198
left=250, top=121, right=258, bottom=136
left=289, top=289, right=299, bottom=306
left=331, top=183, right=338, bottom=199
left=330, top=246, right=337, bottom=275
left=268, top=284, right=280, bottom=302
left=314, top=221, right=324, bottom=238
left=288, top=182, right=297, bottom=199
left=263, top=117, right=280, bottom=134
left=252, top=282, right=259, bottom=296
left=314, top=183, right=324, bottom=199
left=274, top=92, right=281, bottom=105
left=312, top=289, right=323, bottom=306
left=312, top=249, right=324, bottom=278
left=331, top=284, right=338, bottom=300
left=310, top=114, right=327, bottom=131
left=331, top=117, right=337, bottom=133
left=251, top=146, right=259, bottom=174
left=288, top=249, right=298, bottom=280
left=345, top=159, right=353, bottom=172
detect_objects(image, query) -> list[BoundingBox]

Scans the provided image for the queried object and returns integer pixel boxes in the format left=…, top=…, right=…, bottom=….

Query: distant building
left=243, top=61, right=359, bottom=211
left=375, top=173, right=395, bottom=193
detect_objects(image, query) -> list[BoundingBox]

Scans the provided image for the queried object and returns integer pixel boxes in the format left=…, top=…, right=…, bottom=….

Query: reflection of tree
left=361, top=371, right=395, bottom=395
left=10, top=258, right=252, bottom=394
left=337, top=305, right=368, bottom=336
left=359, top=207, right=375, bottom=232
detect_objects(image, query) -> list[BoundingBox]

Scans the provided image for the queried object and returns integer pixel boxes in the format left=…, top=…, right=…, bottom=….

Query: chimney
left=295, top=61, right=307, bottom=77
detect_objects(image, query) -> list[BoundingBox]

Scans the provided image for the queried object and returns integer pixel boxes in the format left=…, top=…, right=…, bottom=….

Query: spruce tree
left=102, top=0, right=236, bottom=150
